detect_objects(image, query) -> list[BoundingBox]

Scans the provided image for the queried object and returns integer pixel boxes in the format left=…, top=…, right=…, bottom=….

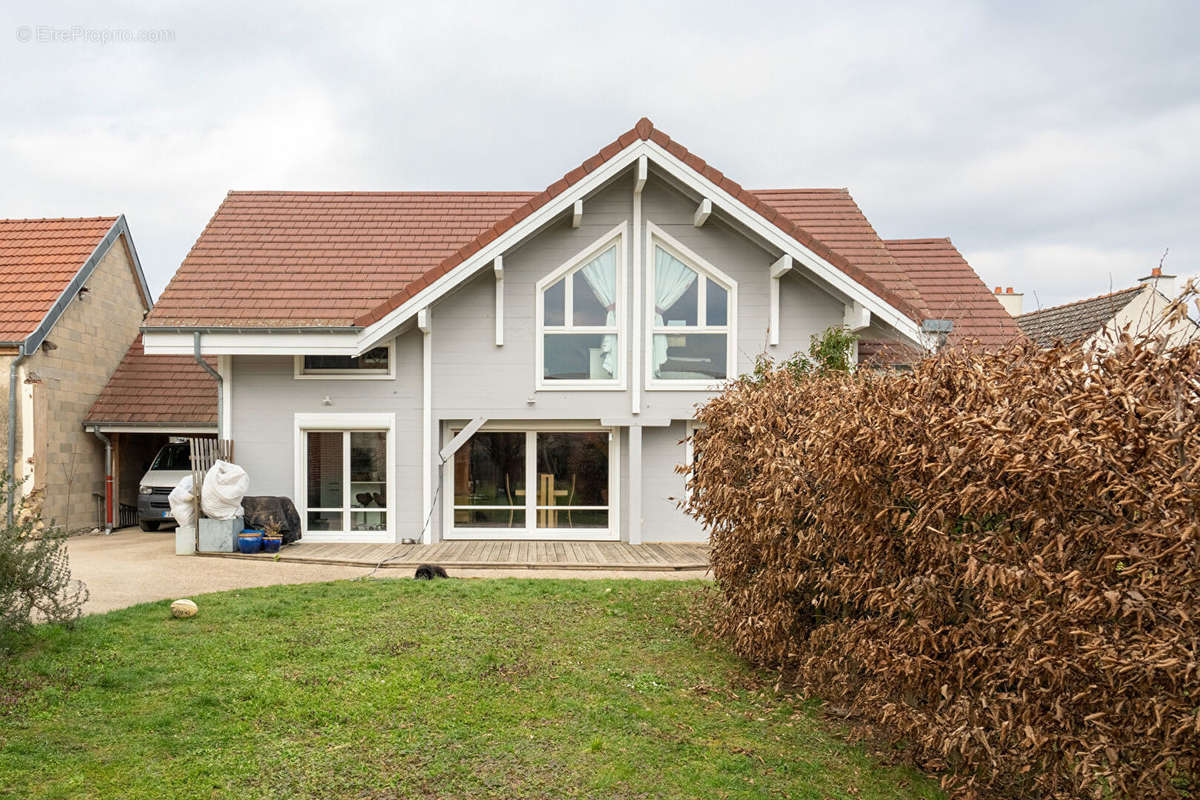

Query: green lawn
left=0, top=579, right=941, bottom=800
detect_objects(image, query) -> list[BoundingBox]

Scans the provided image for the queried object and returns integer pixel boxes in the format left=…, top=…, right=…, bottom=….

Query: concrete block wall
left=23, top=238, right=147, bottom=531
left=0, top=353, right=12, bottom=488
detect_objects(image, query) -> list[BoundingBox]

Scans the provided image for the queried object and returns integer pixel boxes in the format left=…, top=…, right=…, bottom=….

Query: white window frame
left=644, top=223, right=738, bottom=391
left=294, top=412, right=395, bottom=543
left=535, top=222, right=627, bottom=391
left=443, top=421, right=620, bottom=541
left=293, top=338, right=396, bottom=380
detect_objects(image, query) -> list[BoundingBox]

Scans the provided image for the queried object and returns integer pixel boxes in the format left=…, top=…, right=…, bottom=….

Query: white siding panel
left=229, top=332, right=424, bottom=542
left=642, top=422, right=706, bottom=542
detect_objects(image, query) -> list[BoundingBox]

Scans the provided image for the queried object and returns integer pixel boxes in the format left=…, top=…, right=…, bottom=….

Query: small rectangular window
left=297, top=343, right=393, bottom=380
left=302, top=346, right=389, bottom=374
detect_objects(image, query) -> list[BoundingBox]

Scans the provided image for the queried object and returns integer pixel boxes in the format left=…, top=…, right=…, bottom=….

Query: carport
left=83, top=335, right=217, bottom=531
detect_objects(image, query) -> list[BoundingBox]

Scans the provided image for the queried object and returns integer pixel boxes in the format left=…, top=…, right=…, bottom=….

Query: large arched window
left=536, top=224, right=626, bottom=388
left=646, top=227, right=736, bottom=389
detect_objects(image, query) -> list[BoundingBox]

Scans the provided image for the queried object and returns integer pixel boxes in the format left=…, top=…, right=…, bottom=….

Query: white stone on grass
left=170, top=599, right=198, bottom=618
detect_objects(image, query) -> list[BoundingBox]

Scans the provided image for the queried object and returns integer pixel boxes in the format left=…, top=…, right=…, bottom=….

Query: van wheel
left=140, top=520, right=160, bottom=532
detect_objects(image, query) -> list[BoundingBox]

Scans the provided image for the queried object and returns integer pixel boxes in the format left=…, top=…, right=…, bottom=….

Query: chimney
left=1138, top=266, right=1176, bottom=297
left=994, top=286, right=1023, bottom=316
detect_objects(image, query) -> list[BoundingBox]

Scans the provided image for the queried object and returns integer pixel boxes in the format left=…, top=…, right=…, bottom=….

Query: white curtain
left=653, top=247, right=698, bottom=375
left=578, top=248, right=618, bottom=377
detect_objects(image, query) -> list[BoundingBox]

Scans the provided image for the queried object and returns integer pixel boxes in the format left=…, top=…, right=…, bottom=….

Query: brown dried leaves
left=686, top=322, right=1200, bottom=799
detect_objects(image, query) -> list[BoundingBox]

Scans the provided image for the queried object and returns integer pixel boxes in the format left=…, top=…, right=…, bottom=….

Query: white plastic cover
left=168, top=475, right=197, bottom=527
left=200, top=460, right=250, bottom=520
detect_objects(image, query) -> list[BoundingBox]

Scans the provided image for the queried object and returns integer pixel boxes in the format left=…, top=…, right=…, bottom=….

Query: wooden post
left=189, top=437, right=234, bottom=551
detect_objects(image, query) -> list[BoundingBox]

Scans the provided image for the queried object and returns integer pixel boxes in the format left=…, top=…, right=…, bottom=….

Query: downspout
left=193, top=332, right=223, bottom=439
left=89, top=427, right=113, bottom=534
left=7, top=343, right=28, bottom=525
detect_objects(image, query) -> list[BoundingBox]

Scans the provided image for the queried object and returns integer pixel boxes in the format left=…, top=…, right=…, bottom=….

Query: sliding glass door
left=449, top=428, right=616, bottom=540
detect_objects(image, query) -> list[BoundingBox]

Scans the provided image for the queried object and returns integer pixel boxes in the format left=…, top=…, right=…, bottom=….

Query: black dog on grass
left=414, top=564, right=449, bottom=580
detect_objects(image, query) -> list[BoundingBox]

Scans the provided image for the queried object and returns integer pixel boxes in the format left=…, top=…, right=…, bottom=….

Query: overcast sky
left=2, top=0, right=1197, bottom=309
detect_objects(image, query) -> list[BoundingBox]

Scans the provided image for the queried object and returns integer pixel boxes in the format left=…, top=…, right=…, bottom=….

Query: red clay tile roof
left=84, top=335, right=217, bottom=427
left=0, top=217, right=119, bottom=341
left=146, top=119, right=931, bottom=330
left=1015, top=285, right=1144, bottom=347
left=146, top=192, right=534, bottom=328
left=884, top=238, right=1023, bottom=349
left=856, top=239, right=1025, bottom=367
left=753, top=190, right=928, bottom=318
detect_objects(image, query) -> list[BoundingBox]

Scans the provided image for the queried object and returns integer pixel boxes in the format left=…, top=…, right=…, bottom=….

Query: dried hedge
left=686, top=322, right=1200, bottom=798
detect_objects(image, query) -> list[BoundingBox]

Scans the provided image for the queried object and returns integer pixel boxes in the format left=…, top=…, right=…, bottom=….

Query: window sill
left=444, top=528, right=620, bottom=541
left=300, top=530, right=395, bottom=543
left=535, top=382, right=627, bottom=392
left=293, top=372, right=395, bottom=381
left=644, top=379, right=730, bottom=392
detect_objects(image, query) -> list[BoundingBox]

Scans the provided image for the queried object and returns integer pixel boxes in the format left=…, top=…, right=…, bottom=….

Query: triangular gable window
left=647, top=228, right=736, bottom=389
left=535, top=224, right=626, bottom=389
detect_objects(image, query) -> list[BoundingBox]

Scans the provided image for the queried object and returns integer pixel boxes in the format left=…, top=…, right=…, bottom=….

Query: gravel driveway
left=67, top=529, right=378, bottom=614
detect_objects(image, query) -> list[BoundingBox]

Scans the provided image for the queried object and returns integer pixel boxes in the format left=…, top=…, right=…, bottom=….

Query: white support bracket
left=844, top=301, right=871, bottom=332
left=439, top=417, right=487, bottom=463
left=493, top=256, right=504, bottom=346
left=571, top=199, right=583, bottom=229
left=693, top=198, right=712, bottom=227
left=634, top=155, right=648, bottom=194
left=768, top=254, right=792, bottom=347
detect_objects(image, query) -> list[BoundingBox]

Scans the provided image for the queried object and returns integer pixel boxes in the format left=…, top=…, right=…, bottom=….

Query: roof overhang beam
left=844, top=301, right=871, bottom=332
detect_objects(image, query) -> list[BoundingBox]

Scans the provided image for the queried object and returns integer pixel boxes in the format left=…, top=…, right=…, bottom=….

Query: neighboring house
left=0, top=216, right=152, bottom=530
left=1016, top=269, right=1198, bottom=349
left=133, top=118, right=1017, bottom=545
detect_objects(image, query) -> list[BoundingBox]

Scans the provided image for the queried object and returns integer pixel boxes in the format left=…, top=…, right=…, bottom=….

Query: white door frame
left=441, top=421, right=621, bottom=541
left=293, top=412, right=396, bottom=543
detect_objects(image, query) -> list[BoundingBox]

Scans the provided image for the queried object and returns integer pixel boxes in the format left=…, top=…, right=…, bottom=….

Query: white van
left=137, top=441, right=192, bottom=531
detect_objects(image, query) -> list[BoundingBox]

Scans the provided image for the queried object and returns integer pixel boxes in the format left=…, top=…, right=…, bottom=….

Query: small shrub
left=752, top=325, right=858, bottom=382
left=1, top=474, right=88, bottom=646
left=686, top=305, right=1200, bottom=798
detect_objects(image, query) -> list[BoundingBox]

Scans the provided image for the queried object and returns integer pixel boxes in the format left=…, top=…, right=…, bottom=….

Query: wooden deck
left=197, top=540, right=710, bottom=572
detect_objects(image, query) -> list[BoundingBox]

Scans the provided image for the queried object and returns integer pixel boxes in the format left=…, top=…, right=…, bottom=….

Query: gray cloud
left=1, top=0, right=1196, bottom=307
